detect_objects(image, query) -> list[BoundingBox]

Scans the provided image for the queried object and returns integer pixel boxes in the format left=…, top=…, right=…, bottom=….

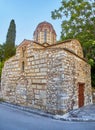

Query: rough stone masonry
left=0, top=21, right=92, bottom=114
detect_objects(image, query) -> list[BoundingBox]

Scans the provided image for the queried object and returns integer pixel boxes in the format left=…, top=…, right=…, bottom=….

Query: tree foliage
left=0, top=44, right=4, bottom=82
left=4, top=19, right=16, bottom=59
left=0, top=19, right=16, bottom=81
left=52, top=0, right=95, bottom=87
left=0, top=44, right=4, bottom=62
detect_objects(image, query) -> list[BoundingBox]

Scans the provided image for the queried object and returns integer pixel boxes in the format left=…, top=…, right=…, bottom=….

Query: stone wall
left=1, top=39, right=92, bottom=114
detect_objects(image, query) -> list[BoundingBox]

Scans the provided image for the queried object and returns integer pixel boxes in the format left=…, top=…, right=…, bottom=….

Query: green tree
left=52, top=0, right=95, bottom=87
left=0, top=44, right=4, bottom=62
left=0, top=61, right=4, bottom=82
left=0, top=44, right=4, bottom=82
left=0, top=20, right=16, bottom=80
left=4, top=19, right=16, bottom=59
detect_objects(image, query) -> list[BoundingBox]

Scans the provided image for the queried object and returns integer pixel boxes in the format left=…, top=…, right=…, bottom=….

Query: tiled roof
left=33, top=21, right=56, bottom=36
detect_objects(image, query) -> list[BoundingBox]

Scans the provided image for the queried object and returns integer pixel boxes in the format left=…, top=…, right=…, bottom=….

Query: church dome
left=33, top=21, right=56, bottom=45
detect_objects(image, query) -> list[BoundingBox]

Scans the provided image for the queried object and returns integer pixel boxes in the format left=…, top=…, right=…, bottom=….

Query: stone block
left=32, top=85, right=37, bottom=89
left=35, top=69, right=39, bottom=72
left=37, top=85, right=42, bottom=89
left=41, top=79, right=47, bottom=83
left=40, top=91, right=46, bottom=98
left=40, top=68, right=47, bottom=72
left=35, top=94, right=40, bottom=99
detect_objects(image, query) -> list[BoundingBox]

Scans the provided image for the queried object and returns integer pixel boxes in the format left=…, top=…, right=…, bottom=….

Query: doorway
left=78, top=83, right=85, bottom=107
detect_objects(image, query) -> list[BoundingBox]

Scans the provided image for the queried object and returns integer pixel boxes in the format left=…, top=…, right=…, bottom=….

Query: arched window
left=22, top=61, right=25, bottom=72
left=22, top=49, right=25, bottom=57
left=44, top=29, right=47, bottom=43
left=36, top=32, right=38, bottom=42
left=22, top=47, right=26, bottom=57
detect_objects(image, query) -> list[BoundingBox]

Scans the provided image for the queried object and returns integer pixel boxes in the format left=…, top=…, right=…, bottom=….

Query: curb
left=0, top=102, right=54, bottom=119
left=1, top=102, right=95, bottom=122
left=54, top=116, right=95, bottom=122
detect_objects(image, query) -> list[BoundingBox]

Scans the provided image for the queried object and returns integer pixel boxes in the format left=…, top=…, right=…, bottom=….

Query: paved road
left=0, top=103, right=95, bottom=130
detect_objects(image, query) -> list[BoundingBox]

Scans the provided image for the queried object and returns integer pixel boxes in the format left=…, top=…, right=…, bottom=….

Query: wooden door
left=78, top=83, right=84, bottom=108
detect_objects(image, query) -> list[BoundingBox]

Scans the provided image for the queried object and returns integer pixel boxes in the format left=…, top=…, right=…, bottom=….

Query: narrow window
left=44, top=29, right=47, bottom=43
left=22, top=47, right=26, bottom=57
left=36, top=32, right=38, bottom=42
left=22, top=49, right=25, bottom=57
left=22, top=61, right=25, bottom=72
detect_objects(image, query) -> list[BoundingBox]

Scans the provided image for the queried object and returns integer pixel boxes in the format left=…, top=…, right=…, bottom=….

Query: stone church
left=1, top=21, right=92, bottom=114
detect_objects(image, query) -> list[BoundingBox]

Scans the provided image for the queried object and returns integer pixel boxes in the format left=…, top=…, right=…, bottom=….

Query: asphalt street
left=0, top=103, right=95, bottom=130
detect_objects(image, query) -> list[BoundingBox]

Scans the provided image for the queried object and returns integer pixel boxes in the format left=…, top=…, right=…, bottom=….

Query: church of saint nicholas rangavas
left=1, top=21, right=92, bottom=114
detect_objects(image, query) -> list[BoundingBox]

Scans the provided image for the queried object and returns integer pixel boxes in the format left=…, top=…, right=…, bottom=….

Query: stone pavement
left=1, top=102, right=95, bottom=122
left=55, top=104, right=95, bottom=121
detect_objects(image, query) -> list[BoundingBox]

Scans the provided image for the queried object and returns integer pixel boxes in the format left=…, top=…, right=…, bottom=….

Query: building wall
left=1, top=39, right=92, bottom=114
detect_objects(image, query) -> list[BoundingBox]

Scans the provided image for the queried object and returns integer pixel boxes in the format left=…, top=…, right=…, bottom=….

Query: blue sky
left=0, top=0, right=62, bottom=45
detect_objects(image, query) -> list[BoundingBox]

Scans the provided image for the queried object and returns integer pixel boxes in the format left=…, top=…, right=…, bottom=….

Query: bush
left=0, top=98, right=4, bottom=102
